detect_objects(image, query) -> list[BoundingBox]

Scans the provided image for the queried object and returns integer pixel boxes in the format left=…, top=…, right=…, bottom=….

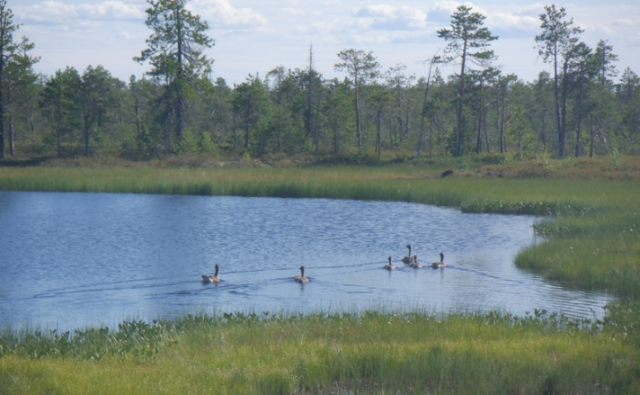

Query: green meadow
left=1, top=155, right=640, bottom=394
left=1, top=311, right=638, bottom=394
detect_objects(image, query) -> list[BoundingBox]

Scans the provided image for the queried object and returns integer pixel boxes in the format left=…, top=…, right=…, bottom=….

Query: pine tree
left=437, top=5, right=497, bottom=156
left=135, top=0, right=214, bottom=150
left=334, top=49, right=381, bottom=150
left=535, top=4, right=584, bottom=158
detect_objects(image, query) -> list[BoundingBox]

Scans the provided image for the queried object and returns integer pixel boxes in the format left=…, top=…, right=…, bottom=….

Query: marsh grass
left=1, top=311, right=639, bottom=394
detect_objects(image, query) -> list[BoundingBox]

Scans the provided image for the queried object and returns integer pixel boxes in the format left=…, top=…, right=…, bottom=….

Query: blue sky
left=13, top=0, right=640, bottom=85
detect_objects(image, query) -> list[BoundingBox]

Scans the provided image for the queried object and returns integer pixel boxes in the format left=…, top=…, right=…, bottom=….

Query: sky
left=12, top=0, right=640, bottom=86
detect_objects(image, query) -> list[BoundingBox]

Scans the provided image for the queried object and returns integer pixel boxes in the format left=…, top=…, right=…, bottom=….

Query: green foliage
left=176, top=129, right=198, bottom=154
left=609, top=147, right=624, bottom=167
left=438, top=5, right=498, bottom=157
left=135, top=0, right=214, bottom=81
left=1, top=311, right=639, bottom=394
left=603, top=301, right=640, bottom=348
left=334, top=49, right=381, bottom=149
left=40, top=67, right=83, bottom=158
left=0, top=319, right=175, bottom=361
left=134, top=0, right=215, bottom=152
left=197, top=132, right=216, bottom=154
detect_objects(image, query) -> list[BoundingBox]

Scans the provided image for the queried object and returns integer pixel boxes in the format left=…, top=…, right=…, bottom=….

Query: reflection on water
left=0, top=191, right=611, bottom=331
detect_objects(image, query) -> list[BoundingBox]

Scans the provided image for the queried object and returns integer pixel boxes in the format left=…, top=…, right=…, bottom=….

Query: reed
left=1, top=311, right=638, bottom=394
left=0, top=166, right=634, bottom=209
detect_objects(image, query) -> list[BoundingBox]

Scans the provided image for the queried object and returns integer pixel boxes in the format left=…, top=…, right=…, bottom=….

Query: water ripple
left=0, top=191, right=612, bottom=331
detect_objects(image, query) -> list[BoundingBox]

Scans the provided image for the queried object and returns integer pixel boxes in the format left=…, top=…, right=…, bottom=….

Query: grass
left=1, top=311, right=639, bottom=394
left=1, top=154, right=640, bottom=393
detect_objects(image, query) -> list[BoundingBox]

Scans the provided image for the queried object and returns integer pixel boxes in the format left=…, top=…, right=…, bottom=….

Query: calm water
left=0, top=191, right=611, bottom=331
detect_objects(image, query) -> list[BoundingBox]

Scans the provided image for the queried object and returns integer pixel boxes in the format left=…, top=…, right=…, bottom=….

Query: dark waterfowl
left=201, top=264, right=221, bottom=283
left=431, top=252, right=446, bottom=269
left=401, top=244, right=413, bottom=264
left=383, top=256, right=397, bottom=271
left=409, top=255, right=423, bottom=268
left=294, top=265, right=310, bottom=283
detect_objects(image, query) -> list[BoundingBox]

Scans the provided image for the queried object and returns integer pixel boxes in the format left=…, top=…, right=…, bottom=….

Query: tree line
left=1, top=0, right=639, bottom=161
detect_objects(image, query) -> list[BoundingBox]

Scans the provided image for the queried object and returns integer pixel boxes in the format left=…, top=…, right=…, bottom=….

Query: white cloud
left=18, top=0, right=268, bottom=29
left=189, top=0, right=267, bottom=27
left=615, top=18, right=635, bottom=26
left=489, top=12, right=538, bottom=31
left=18, top=0, right=145, bottom=23
left=427, top=2, right=539, bottom=38
left=353, top=5, right=427, bottom=30
left=282, top=8, right=307, bottom=17
left=13, top=0, right=640, bottom=86
left=427, top=1, right=478, bottom=25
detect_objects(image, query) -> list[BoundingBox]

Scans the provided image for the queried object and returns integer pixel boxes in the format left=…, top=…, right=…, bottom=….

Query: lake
left=0, top=191, right=611, bottom=331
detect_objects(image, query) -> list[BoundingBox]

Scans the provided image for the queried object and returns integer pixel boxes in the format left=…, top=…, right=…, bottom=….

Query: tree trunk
left=305, top=45, right=315, bottom=148
left=417, top=59, right=434, bottom=157
left=589, top=117, right=595, bottom=158
left=354, top=73, right=362, bottom=149
left=454, top=39, right=468, bottom=157
left=483, top=110, right=490, bottom=153
left=8, top=112, right=14, bottom=156
left=475, top=100, right=483, bottom=154
left=175, top=7, right=184, bottom=144
left=500, top=97, right=506, bottom=153
left=333, top=106, right=340, bottom=154
left=83, top=111, right=91, bottom=157
left=574, top=84, right=584, bottom=158
left=0, top=39, right=4, bottom=159
left=131, top=79, right=142, bottom=140
left=56, top=115, right=62, bottom=158
left=540, top=108, right=547, bottom=150
left=558, top=59, right=569, bottom=158
left=376, top=109, right=382, bottom=159
left=552, top=46, right=563, bottom=158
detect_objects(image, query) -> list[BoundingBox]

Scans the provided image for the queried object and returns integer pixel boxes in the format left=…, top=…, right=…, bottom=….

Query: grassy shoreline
left=1, top=158, right=640, bottom=394
left=2, top=311, right=639, bottom=394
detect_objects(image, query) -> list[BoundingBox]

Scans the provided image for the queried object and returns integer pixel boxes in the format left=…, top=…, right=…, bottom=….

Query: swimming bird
left=431, top=252, right=446, bottom=269
left=401, top=244, right=413, bottom=264
left=383, top=256, right=397, bottom=271
left=409, top=255, right=423, bottom=268
left=294, top=265, right=310, bottom=283
left=201, top=264, right=221, bottom=283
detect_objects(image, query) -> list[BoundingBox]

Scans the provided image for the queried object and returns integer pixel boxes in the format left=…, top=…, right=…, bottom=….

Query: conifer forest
left=1, top=0, right=638, bottom=162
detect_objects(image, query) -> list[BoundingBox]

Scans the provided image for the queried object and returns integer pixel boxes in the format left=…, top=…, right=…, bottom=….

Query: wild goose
left=383, top=256, right=397, bottom=271
left=409, top=255, right=423, bottom=268
left=294, top=265, right=310, bottom=283
left=401, top=244, right=413, bottom=264
left=431, top=252, right=446, bottom=269
left=201, top=264, right=221, bottom=283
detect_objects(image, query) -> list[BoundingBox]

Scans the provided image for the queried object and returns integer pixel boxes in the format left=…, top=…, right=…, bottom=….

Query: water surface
left=0, top=191, right=611, bottom=331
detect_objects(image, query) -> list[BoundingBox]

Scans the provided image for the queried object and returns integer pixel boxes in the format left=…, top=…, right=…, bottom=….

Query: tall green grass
left=0, top=166, right=633, bottom=210
left=1, top=311, right=638, bottom=395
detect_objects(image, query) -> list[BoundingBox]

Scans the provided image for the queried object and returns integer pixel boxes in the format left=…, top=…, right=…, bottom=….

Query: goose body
left=294, top=265, right=310, bottom=283
left=431, top=252, right=446, bottom=269
left=409, top=255, right=423, bottom=268
left=201, top=264, right=221, bottom=283
left=383, top=256, right=397, bottom=271
left=401, top=244, right=413, bottom=264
